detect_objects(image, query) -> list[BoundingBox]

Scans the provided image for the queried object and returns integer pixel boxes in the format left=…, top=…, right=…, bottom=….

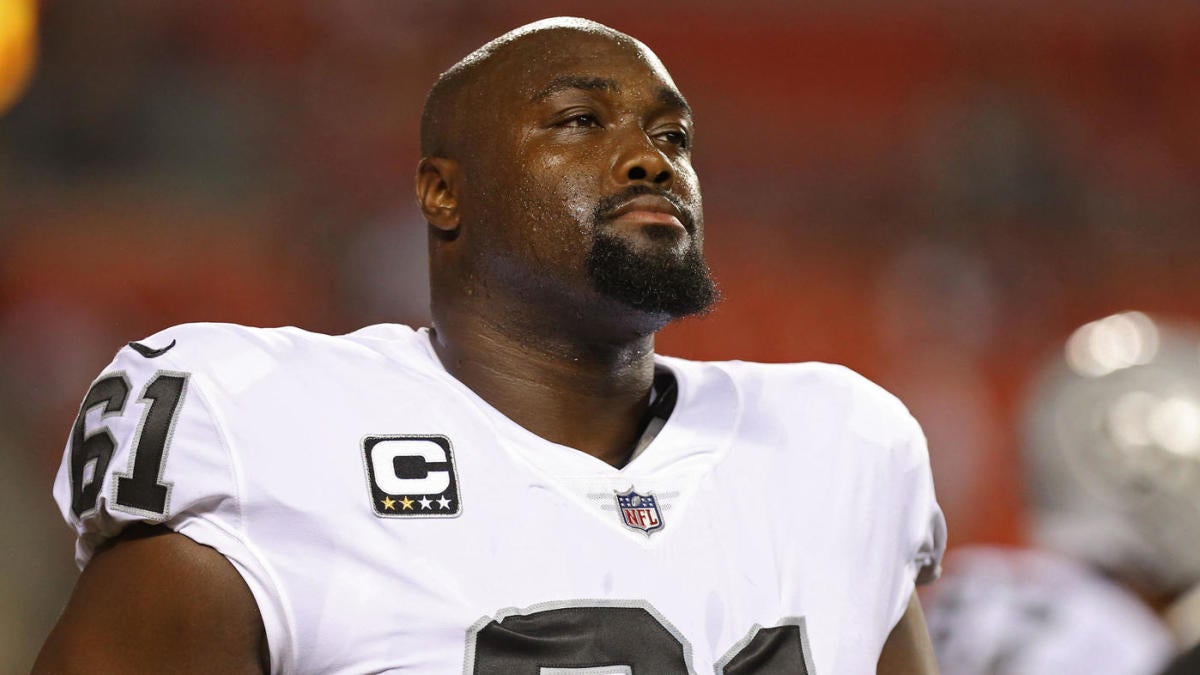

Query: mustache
left=592, top=185, right=697, bottom=233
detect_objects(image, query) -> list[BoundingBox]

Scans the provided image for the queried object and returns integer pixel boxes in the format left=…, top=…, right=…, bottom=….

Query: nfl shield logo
left=615, top=488, right=664, bottom=536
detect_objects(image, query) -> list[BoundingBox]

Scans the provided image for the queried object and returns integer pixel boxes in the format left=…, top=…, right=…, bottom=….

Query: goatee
left=585, top=226, right=719, bottom=318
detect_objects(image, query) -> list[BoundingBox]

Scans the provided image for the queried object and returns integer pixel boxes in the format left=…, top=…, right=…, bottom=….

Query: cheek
left=560, top=174, right=600, bottom=233
left=515, top=150, right=601, bottom=234
left=676, top=162, right=704, bottom=228
left=675, top=161, right=701, bottom=203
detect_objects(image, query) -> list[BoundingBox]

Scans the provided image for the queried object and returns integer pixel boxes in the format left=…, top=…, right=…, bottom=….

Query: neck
left=429, top=296, right=661, bottom=467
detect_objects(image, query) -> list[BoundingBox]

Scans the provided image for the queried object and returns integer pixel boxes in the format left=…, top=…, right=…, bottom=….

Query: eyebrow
left=657, top=87, right=693, bottom=117
left=530, top=75, right=693, bottom=118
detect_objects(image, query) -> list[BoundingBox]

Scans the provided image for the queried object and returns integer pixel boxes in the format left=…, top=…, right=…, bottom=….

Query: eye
left=659, top=129, right=691, bottom=149
left=560, top=113, right=601, bottom=128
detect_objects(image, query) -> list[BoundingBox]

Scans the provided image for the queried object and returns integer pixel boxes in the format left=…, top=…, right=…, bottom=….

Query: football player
left=924, top=312, right=1200, bottom=674
left=35, top=18, right=945, bottom=673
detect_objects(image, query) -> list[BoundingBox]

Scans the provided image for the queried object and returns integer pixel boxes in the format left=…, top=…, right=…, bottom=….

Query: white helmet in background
left=1023, top=311, right=1200, bottom=596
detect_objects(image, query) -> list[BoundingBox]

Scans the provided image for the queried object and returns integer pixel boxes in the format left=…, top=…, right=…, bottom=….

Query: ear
left=416, top=157, right=462, bottom=234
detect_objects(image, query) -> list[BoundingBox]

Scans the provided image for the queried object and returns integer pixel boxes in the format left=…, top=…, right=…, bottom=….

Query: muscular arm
left=877, top=591, right=939, bottom=675
left=33, top=525, right=267, bottom=674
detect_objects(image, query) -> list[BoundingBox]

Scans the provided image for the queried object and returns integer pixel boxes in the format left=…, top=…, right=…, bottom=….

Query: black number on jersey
left=716, top=621, right=815, bottom=674
left=69, top=374, right=130, bottom=518
left=114, top=373, right=186, bottom=514
left=468, top=602, right=813, bottom=674
left=68, top=371, right=188, bottom=518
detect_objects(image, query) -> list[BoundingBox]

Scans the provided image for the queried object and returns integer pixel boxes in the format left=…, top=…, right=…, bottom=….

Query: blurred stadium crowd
left=1, top=1, right=1199, bottom=672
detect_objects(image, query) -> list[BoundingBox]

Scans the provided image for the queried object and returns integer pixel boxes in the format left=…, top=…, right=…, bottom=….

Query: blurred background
left=2, top=0, right=1198, bottom=672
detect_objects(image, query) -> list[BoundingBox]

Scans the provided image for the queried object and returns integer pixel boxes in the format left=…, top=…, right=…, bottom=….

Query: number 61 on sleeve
left=68, top=371, right=187, bottom=520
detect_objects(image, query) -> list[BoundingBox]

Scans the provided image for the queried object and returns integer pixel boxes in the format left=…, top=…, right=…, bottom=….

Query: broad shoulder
left=117, top=321, right=428, bottom=380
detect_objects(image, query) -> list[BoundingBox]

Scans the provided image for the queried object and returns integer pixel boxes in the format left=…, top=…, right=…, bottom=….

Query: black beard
left=585, top=223, right=719, bottom=319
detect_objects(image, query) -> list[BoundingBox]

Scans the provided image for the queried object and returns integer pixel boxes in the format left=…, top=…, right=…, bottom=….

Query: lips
left=607, top=194, right=687, bottom=232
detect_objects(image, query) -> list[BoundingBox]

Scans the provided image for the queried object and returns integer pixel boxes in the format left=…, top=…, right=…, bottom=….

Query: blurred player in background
left=925, top=311, right=1200, bottom=674
left=34, top=18, right=944, bottom=673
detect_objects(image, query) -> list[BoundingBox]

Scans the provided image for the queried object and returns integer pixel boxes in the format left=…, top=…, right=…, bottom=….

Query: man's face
left=459, top=31, right=716, bottom=318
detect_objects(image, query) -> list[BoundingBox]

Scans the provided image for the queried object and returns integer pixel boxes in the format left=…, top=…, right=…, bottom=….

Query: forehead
left=493, top=31, right=682, bottom=105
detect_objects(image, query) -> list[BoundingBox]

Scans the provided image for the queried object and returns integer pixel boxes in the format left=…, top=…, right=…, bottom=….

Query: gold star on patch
left=400, top=496, right=414, bottom=510
left=381, top=496, right=396, bottom=510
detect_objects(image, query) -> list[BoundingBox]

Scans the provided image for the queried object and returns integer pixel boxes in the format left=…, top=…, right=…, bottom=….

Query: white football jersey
left=53, top=323, right=945, bottom=674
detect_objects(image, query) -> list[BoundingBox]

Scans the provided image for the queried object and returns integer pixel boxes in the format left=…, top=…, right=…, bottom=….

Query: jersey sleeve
left=841, top=369, right=948, bottom=646
left=907, top=418, right=947, bottom=584
left=51, top=336, right=292, bottom=673
left=887, top=413, right=948, bottom=624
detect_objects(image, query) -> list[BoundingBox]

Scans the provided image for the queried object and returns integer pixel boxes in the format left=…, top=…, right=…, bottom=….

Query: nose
left=612, top=132, right=674, bottom=189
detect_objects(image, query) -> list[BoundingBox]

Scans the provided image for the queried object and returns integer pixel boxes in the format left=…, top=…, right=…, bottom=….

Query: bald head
left=419, top=17, right=672, bottom=158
